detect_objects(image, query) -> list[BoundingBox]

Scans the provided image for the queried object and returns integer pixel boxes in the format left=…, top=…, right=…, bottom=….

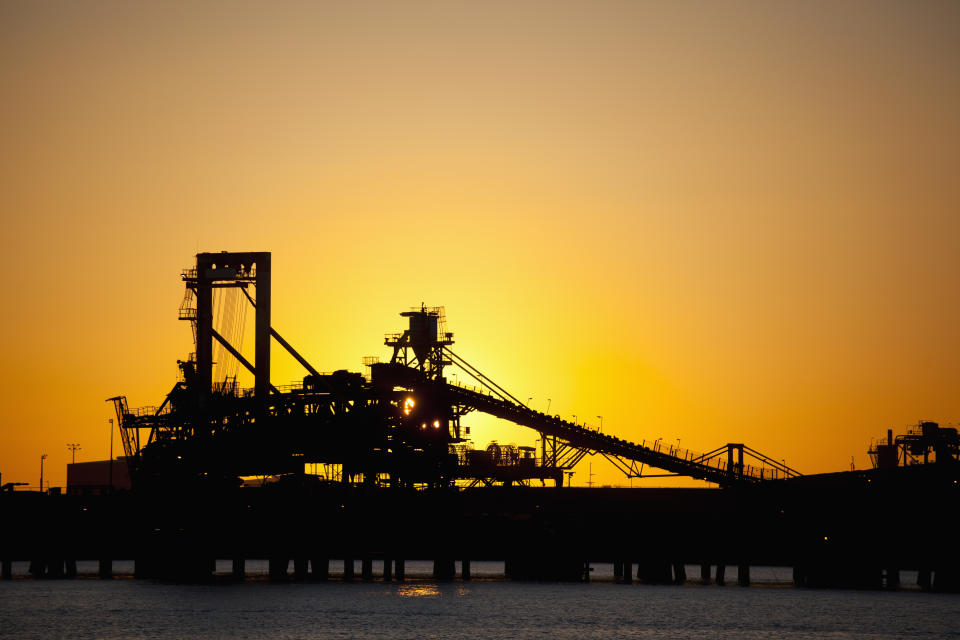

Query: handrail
left=443, top=382, right=758, bottom=485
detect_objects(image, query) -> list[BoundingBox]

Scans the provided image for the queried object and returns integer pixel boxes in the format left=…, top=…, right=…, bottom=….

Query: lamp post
left=527, top=397, right=533, bottom=407
left=109, top=418, right=114, bottom=491
left=67, top=443, right=81, bottom=464
left=546, top=399, right=551, bottom=413
left=40, top=454, right=48, bottom=493
left=597, top=415, right=603, bottom=433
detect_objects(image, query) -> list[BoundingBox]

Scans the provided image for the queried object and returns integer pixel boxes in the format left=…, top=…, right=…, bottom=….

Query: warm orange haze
left=1, top=1, right=958, bottom=490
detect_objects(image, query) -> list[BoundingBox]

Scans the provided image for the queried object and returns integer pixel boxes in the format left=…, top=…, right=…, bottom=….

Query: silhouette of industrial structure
left=869, top=421, right=960, bottom=469
left=3, top=251, right=960, bottom=591
left=106, top=251, right=798, bottom=493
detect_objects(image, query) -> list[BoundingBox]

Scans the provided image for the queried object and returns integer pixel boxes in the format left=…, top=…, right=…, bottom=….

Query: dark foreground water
left=2, top=562, right=959, bottom=639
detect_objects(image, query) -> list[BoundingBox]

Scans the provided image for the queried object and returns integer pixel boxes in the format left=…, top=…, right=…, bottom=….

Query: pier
left=3, top=465, right=959, bottom=590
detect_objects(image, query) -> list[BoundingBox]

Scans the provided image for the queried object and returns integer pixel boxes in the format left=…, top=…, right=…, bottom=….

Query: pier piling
left=311, top=557, right=328, bottom=581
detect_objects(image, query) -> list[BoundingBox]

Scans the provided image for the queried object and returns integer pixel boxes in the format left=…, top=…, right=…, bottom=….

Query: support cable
left=443, top=347, right=527, bottom=407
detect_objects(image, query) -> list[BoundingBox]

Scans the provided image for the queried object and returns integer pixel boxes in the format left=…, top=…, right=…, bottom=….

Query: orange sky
left=2, top=1, right=958, bottom=489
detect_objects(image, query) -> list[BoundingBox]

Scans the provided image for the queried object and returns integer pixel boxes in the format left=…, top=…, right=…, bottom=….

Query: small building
left=66, top=458, right=132, bottom=494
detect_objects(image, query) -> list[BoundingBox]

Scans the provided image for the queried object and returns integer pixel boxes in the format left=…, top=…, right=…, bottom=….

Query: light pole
left=40, top=454, right=48, bottom=493
left=546, top=399, right=551, bottom=413
left=572, top=414, right=577, bottom=425
left=109, top=418, right=114, bottom=491
left=654, top=437, right=661, bottom=452
left=527, top=397, right=533, bottom=407
left=597, top=415, right=603, bottom=433
left=67, top=443, right=81, bottom=464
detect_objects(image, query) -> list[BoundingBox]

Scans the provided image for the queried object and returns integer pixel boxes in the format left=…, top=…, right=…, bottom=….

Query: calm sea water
left=2, top=562, right=959, bottom=639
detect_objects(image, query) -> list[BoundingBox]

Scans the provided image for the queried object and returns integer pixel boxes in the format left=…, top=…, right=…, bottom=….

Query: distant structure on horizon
left=869, top=422, right=959, bottom=469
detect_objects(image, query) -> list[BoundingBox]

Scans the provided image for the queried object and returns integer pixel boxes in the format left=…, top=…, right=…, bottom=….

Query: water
left=2, top=562, right=959, bottom=639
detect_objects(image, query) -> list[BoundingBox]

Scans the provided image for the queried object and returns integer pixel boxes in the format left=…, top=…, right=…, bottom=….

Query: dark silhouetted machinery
left=109, top=251, right=799, bottom=492
left=869, top=422, right=960, bottom=469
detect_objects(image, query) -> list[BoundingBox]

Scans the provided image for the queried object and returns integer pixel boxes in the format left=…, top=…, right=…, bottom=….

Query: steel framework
left=109, top=251, right=800, bottom=491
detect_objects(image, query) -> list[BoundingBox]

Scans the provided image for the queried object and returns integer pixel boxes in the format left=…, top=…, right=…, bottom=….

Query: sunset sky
left=2, top=1, right=958, bottom=489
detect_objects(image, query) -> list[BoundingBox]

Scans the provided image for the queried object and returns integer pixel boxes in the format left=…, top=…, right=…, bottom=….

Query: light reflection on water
left=395, top=582, right=441, bottom=598
left=2, top=562, right=958, bottom=640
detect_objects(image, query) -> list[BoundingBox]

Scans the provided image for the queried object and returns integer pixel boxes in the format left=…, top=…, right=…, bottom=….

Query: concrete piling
left=792, top=565, right=803, bottom=586
left=636, top=559, right=672, bottom=584
left=294, top=557, right=309, bottom=580
left=738, top=563, right=750, bottom=586
left=311, top=557, right=329, bottom=581
left=383, top=558, right=392, bottom=582
left=433, top=558, right=455, bottom=580
left=884, top=567, right=900, bottom=590
left=269, top=557, right=289, bottom=581
left=361, top=557, right=373, bottom=581
left=673, top=562, right=687, bottom=585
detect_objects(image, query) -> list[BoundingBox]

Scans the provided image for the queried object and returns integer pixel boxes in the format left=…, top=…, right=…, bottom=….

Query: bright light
left=432, top=420, right=441, bottom=429
left=421, top=422, right=427, bottom=430
left=403, top=397, right=415, bottom=416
